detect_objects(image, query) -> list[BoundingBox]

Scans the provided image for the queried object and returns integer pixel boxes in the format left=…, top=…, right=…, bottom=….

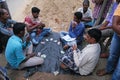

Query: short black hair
left=74, top=12, right=82, bottom=20
left=0, top=9, right=5, bottom=17
left=83, top=0, right=90, bottom=6
left=31, top=7, right=40, bottom=13
left=13, top=23, right=26, bottom=35
left=88, top=28, right=102, bottom=42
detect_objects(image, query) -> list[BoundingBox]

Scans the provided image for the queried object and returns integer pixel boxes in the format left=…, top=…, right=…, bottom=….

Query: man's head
left=13, top=23, right=26, bottom=38
left=73, top=12, right=82, bottom=23
left=83, top=0, right=89, bottom=13
left=0, top=9, right=9, bottom=21
left=84, top=28, right=102, bottom=43
left=31, top=7, right=40, bottom=18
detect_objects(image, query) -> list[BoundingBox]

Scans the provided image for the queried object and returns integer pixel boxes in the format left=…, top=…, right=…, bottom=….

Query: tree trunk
left=94, top=0, right=108, bottom=26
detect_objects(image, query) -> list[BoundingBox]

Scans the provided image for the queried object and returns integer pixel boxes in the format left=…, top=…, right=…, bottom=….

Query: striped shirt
left=92, top=0, right=112, bottom=19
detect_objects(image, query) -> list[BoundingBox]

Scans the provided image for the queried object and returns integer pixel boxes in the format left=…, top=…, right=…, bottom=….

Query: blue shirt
left=68, top=21, right=85, bottom=42
left=5, top=35, right=26, bottom=69
left=0, top=19, right=16, bottom=36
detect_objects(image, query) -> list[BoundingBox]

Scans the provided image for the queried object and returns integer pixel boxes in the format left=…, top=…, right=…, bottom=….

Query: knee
left=30, top=33, right=36, bottom=38
left=39, top=58, right=44, bottom=64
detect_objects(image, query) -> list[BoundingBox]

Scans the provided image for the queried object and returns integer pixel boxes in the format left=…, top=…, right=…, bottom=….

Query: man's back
left=5, top=35, right=26, bottom=69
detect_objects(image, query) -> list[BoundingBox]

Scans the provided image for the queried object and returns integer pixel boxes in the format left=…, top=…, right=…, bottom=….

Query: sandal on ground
left=100, top=53, right=109, bottom=58
left=96, top=69, right=109, bottom=76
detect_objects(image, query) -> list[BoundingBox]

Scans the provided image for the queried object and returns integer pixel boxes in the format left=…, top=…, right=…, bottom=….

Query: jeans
left=31, top=28, right=51, bottom=43
left=37, top=28, right=51, bottom=42
left=84, top=21, right=93, bottom=28
left=112, top=58, right=120, bottom=80
left=105, top=33, right=120, bottom=80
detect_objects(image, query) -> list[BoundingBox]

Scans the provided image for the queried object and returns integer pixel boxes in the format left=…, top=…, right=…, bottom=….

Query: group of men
left=0, top=0, right=120, bottom=80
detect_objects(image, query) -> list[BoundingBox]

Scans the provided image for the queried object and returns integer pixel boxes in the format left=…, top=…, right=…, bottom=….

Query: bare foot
left=63, top=45, right=69, bottom=50
left=60, top=63, right=68, bottom=69
left=96, top=69, right=108, bottom=76
left=100, top=53, right=109, bottom=58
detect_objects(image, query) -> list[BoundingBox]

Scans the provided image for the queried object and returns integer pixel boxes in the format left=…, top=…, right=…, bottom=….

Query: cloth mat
left=24, top=32, right=67, bottom=78
left=24, top=32, right=84, bottom=78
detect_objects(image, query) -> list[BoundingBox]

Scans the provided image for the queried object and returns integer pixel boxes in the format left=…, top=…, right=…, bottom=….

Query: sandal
left=96, top=69, right=108, bottom=76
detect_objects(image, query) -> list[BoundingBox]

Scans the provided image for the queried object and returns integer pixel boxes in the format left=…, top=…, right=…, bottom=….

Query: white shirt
left=73, top=43, right=101, bottom=75
left=77, top=7, right=92, bottom=18
left=0, top=0, right=5, bottom=2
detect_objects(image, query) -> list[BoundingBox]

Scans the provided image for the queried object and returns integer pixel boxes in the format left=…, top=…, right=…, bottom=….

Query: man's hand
left=7, top=28, right=13, bottom=31
left=22, top=53, right=35, bottom=63
left=98, top=26, right=106, bottom=30
left=72, top=21, right=77, bottom=28
left=38, top=22, right=45, bottom=29
left=72, top=44, right=77, bottom=51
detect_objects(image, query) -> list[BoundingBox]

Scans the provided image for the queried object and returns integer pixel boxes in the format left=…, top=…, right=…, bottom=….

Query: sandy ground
left=7, top=0, right=93, bottom=32
left=0, top=0, right=112, bottom=80
left=0, top=53, right=111, bottom=80
left=6, top=0, right=33, bottom=21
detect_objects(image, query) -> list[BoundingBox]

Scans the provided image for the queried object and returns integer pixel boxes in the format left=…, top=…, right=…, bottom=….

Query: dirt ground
left=8, top=0, right=94, bottom=32
left=0, top=0, right=112, bottom=80
left=0, top=53, right=111, bottom=80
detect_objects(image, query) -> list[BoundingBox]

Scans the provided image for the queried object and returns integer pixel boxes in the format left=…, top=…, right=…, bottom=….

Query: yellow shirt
left=114, top=4, right=120, bottom=16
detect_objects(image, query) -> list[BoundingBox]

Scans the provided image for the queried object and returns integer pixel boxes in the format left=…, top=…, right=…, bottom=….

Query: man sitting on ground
left=60, top=28, right=101, bottom=75
left=0, top=8, right=16, bottom=53
left=60, top=12, right=85, bottom=49
left=77, top=0, right=93, bottom=28
left=5, top=23, right=44, bottom=69
left=24, top=7, right=51, bottom=45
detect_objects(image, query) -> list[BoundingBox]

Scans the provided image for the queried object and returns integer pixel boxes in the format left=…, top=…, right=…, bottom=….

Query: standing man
left=111, top=4, right=120, bottom=80
left=97, top=3, right=120, bottom=80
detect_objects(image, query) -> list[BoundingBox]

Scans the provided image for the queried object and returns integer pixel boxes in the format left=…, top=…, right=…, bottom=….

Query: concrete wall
left=6, top=0, right=32, bottom=21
